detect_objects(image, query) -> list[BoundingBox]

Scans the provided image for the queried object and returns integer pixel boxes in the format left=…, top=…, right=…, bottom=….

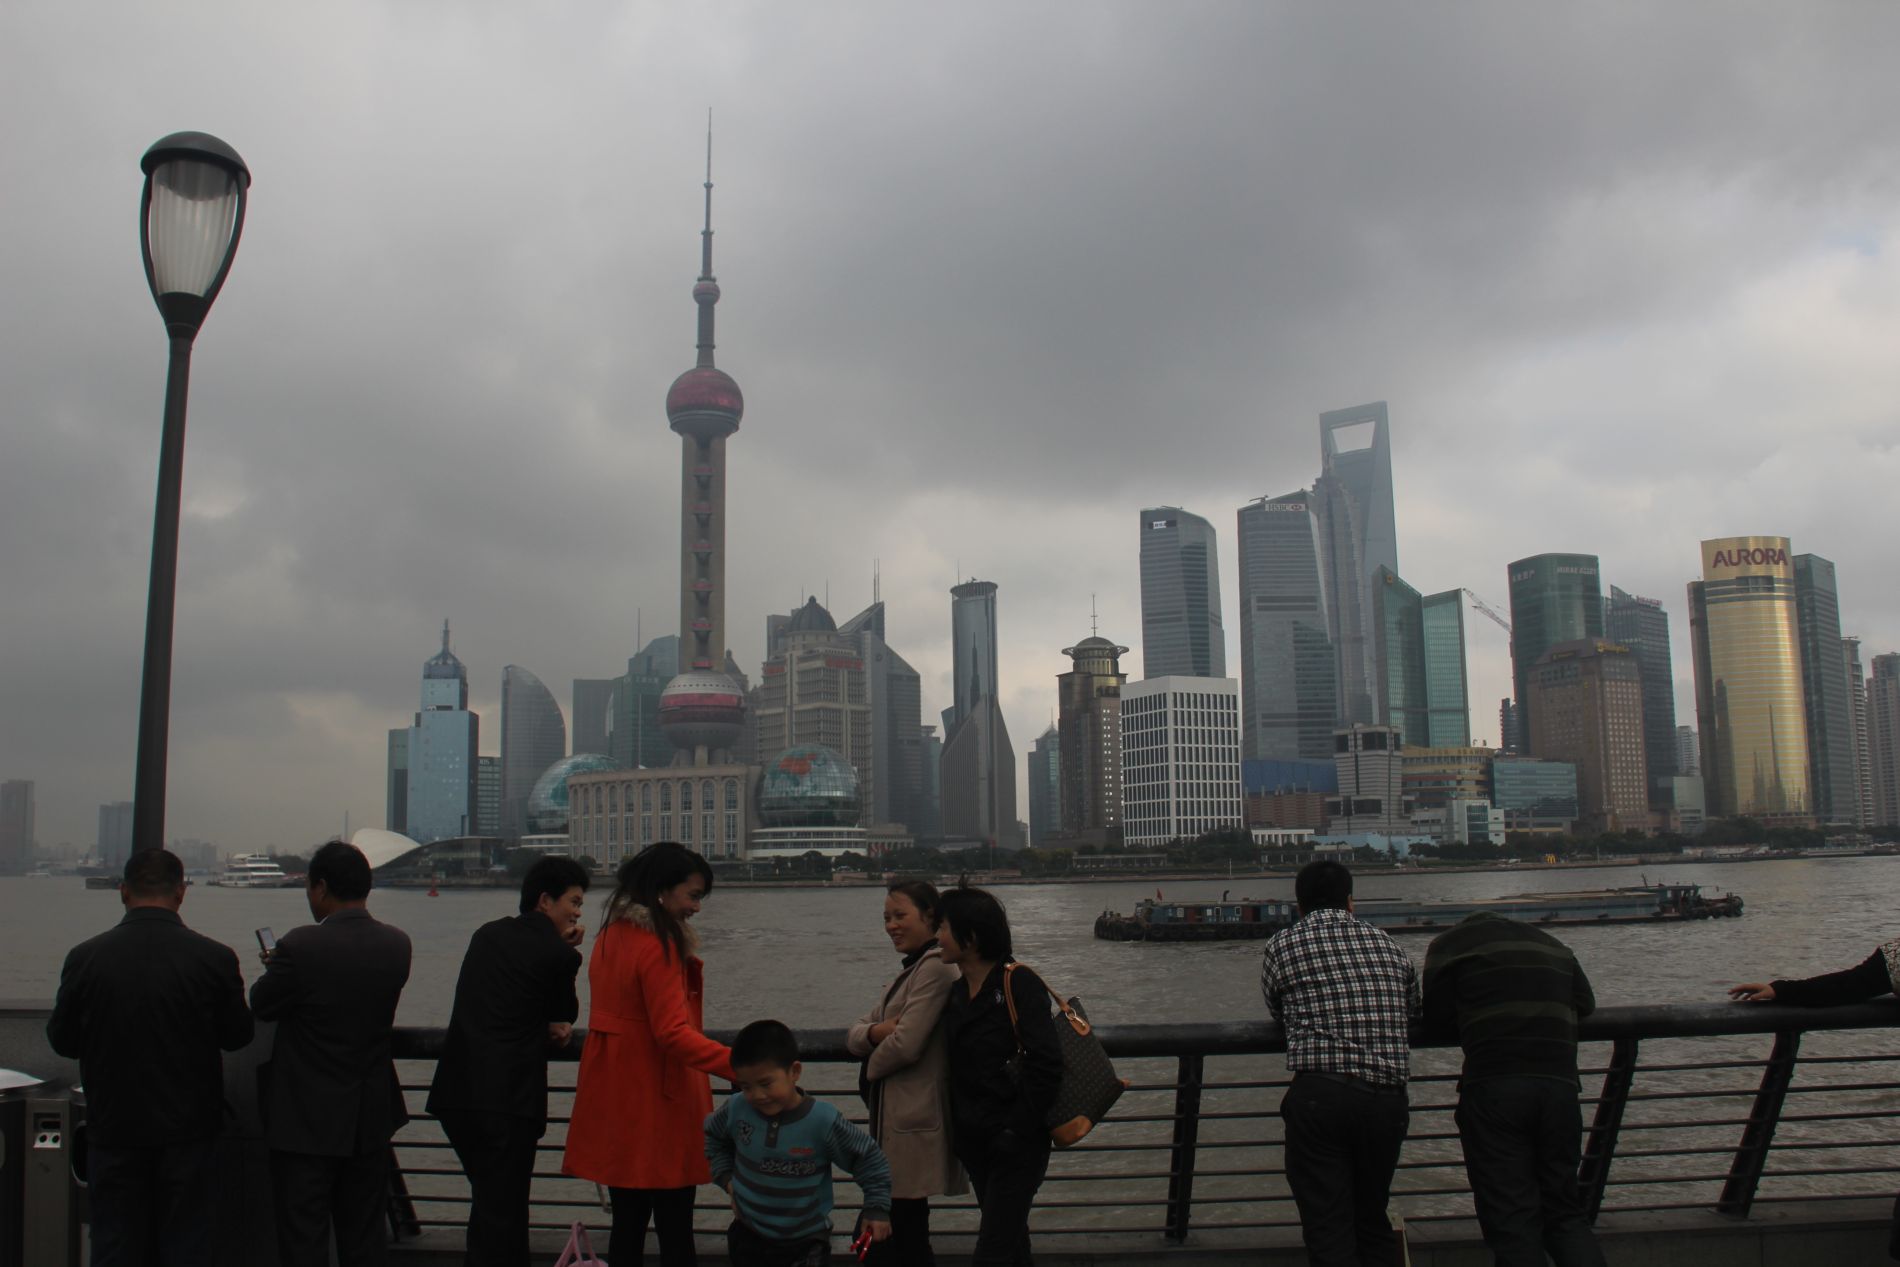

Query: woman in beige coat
left=846, top=879, right=967, bottom=1265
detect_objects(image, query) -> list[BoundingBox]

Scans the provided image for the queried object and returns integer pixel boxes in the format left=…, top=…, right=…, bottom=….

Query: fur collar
left=624, top=900, right=699, bottom=955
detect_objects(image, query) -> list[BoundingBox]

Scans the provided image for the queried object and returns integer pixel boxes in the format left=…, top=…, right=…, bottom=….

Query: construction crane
left=1462, top=588, right=1512, bottom=636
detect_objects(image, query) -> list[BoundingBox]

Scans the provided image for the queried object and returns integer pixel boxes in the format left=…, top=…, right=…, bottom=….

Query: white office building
left=1120, top=676, right=1244, bottom=848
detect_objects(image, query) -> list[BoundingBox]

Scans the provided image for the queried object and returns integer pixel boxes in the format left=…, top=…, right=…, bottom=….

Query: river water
left=2, top=857, right=1886, bottom=1024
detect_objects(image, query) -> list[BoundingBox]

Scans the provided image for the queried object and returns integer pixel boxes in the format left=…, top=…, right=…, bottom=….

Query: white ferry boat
left=210, top=854, right=296, bottom=888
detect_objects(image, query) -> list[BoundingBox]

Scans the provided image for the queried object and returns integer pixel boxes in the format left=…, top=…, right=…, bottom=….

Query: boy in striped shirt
left=706, top=1020, right=892, bottom=1266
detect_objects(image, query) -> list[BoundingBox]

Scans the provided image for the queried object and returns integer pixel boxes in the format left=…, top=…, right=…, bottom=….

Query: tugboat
left=1095, top=883, right=1743, bottom=942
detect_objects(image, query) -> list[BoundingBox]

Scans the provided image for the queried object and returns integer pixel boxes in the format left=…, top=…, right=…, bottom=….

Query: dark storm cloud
left=3, top=2, right=1897, bottom=847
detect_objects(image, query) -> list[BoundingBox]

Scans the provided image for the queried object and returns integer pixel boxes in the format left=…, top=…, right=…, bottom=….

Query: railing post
left=1717, top=1028, right=1802, bottom=1217
left=1163, top=1053, right=1204, bottom=1243
left=1577, top=1036, right=1638, bottom=1220
left=387, top=1145, right=422, bottom=1239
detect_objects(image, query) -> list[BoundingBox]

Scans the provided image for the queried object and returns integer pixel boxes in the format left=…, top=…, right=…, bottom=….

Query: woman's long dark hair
left=603, top=842, right=714, bottom=961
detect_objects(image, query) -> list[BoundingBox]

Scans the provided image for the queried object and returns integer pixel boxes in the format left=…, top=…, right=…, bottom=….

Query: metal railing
left=387, top=1001, right=1900, bottom=1244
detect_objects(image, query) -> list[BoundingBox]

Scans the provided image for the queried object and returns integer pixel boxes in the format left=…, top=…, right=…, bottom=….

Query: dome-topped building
left=749, top=744, right=870, bottom=860
left=526, top=753, right=622, bottom=836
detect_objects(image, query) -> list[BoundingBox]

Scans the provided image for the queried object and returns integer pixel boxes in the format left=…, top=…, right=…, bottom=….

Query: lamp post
left=131, top=132, right=250, bottom=854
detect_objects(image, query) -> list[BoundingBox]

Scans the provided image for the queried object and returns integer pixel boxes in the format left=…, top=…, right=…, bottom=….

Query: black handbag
left=1004, top=963, right=1127, bottom=1147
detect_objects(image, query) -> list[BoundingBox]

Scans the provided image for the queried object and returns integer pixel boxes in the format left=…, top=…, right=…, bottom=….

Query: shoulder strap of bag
left=1004, top=962, right=1092, bottom=1039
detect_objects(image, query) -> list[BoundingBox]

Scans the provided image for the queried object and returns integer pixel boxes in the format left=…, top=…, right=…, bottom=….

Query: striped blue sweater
left=705, top=1093, right=892, bottom=1242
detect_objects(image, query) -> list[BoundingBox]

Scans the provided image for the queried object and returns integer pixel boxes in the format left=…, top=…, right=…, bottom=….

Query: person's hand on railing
left=1728, top=982, right=1777, bottom=1003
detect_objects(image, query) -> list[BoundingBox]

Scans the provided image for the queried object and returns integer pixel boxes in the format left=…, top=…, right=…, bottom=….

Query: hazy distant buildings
left=1371, top=569, right=1428, bottom=746
left=407, top=623, right=479, bottom=844
left=0, top=779, right=33, bottom=873
left=1607, top=586, right=1679, bottom=810
left=1240, top=759, right=1336, bottom=831
left=1507, top=554, right=1603, bottom=754
left=476, top=755, right=501, bottom=837
left=571, top=678, right=617, bottom=758
left=1313, top=403, right=1397, bottom=727
left=500, top=666, right=566, bottom=841
left=1676, top=725, right=1700, bottom=777
left=1237, top=493, right=1337, bottom=762
left=1139, top=507, right=1225, bottom=678
left=1793, top=555, right=1861, bottom=827
left=755, top=598, right=876, bottom=818
left=1500, top=699, right=1521, bottom=754
left=385, top=729, right=408, bottom=835
left=1027, top=725, right=1060, bottom=847
left=839, top=601, right=928, bottom=835
left=1121, top=676, right=1243, bottom=848
left=1870, top=654, right=1900, bottom=829
left=1057, top=636, right=1127, bottom=842
left=1491, top=757, right=1579, bottom=835
left=610, top=636, right=680, bottom=771
left=1402, top=746, right=1492, bottom=813
left=98, top=800, right=135, bottom=872
left=1326, top=723, right=1409, bottom=835
left=918, top=725, right=944, bottom=842
left=1527, top=639, right=1649, bottom=835
left=940, top=580, right=1018, bottom=848
left=1846, top=639, right=1874, bottom=829
left=1688, top=537, right=1812, bottom=822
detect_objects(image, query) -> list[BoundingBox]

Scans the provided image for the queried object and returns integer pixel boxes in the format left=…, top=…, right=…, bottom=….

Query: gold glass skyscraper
left=1687, top=536, right=1811, bottom=822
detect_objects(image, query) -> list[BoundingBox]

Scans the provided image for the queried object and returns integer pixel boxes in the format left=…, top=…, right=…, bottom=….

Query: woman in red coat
left=564, top=843, right=733, bottom=1266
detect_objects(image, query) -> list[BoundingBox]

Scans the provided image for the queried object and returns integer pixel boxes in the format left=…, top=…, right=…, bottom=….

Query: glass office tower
left=501, top=665, right=567, bottom=841
left=1371, top=568, right=1428, bottom=745
left=1687, top=537, right=1811, bottom=821
left=1607, top=585, right=1679, bottom=810
left=1420, top=590, right=1470, bottom=747
left=1237, top=493, right=1338, bottom=762
left=1793, top=555, right=1862, bottom=827
left=1313, top=403, right=1397, bottom=727
left=1139, top=507, right=1225, bottom=679
left=1507, top=554, right=1603, bottom=754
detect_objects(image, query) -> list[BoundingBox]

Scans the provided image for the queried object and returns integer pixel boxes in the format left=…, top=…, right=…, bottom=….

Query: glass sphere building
left=757, top=745, right=862, bottom=828
left=527, top=753, right=622, bottom=836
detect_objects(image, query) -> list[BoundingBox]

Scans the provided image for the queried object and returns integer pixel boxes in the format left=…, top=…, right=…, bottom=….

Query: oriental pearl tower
left=657, top=132, right=748, bottom=764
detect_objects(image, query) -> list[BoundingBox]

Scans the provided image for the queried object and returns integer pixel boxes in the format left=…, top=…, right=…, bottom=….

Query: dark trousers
left=959, top=1135, right=1052, bottom=1267
left=270, top=1146, right=392, bottom=1267
left=441, top=1112, right=541, bottom=1267
left=726, top=1218, right=831, bottom=1266
left=87, top=1137, right=217, bottom=1267
left=1280, top=1072, right=1409, bottom=1267
left=860, top=1197, right=934, bottom=1267
left=1455, top=1077, right=1606, bottom=1267
left=608, top=1185, right=697, bottom=1266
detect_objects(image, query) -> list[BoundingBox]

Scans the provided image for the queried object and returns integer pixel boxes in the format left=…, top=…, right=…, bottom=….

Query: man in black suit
left=426, top=856, right=589, bottom=1266
left=47, top=848, right=254, bottom=1267
left=251, top=839, right=411, bottom=1267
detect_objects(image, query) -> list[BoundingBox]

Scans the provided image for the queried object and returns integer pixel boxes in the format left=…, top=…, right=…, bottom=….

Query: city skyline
left=6, top=6, right=1900, bottom=848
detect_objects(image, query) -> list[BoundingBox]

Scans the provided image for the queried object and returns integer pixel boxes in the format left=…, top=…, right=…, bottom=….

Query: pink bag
left=553, top=1220, right=607, bottom=1266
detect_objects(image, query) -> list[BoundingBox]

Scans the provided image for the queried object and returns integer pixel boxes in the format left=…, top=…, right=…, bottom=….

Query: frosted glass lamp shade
left=139, top=132, right=250, bottom=333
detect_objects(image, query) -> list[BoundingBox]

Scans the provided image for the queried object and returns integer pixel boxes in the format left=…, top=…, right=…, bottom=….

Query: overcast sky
left=4, top=3, right=1898, bottom=852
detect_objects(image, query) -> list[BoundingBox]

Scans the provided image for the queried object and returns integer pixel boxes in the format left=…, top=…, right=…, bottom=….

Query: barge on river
left=1094, top=882, right=1743, bottom=942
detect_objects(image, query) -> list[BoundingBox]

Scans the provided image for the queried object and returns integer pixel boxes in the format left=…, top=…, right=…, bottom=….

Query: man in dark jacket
left=1423, top=912, right=1604, bottom=1267
left=251, top=839, right=411, bottom=1267
left=47, top=848, right=253, bottom=1267
left=425, top=856, right=588, bottom=1267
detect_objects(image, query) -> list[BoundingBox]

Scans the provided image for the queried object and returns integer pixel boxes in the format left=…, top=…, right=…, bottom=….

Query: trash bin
left=21, top=1096, right=79, bottom=1267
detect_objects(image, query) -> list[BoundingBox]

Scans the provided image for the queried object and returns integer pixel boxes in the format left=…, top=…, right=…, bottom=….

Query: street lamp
left=131, top=132, right=250, bottom=854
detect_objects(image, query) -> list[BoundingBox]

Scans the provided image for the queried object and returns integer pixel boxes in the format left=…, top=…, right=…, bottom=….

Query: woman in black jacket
left=1731, top=943, right=1900, bottom=1262
left=937, top=886, right=1064, bottom=1267
left=1729, top=942, right=1899, bottom=1006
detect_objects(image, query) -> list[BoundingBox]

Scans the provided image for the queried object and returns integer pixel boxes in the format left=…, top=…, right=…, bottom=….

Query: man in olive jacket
left=1423, top=912, right=1604, bottom=1267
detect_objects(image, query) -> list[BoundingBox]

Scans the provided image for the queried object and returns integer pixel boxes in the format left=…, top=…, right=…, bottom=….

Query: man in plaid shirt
left=1261, top=859, right=1420, bottom=1266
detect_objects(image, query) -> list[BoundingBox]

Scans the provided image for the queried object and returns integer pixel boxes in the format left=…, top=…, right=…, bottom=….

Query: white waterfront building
left=1120, top=676, right=1244, bottom=849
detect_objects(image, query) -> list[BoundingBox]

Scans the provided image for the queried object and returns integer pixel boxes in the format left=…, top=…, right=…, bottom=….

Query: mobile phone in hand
left=256, top=927, right=276, bottom=953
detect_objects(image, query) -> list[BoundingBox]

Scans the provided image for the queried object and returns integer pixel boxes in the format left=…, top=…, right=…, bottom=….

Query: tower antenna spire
left=695, top=110, right=719, bottom=367
left=1091, top=593, right=1099, bottom=636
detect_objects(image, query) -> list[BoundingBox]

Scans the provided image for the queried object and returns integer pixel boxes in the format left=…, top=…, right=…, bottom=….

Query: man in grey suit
left=251, top=839, right=412, bottom=1267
